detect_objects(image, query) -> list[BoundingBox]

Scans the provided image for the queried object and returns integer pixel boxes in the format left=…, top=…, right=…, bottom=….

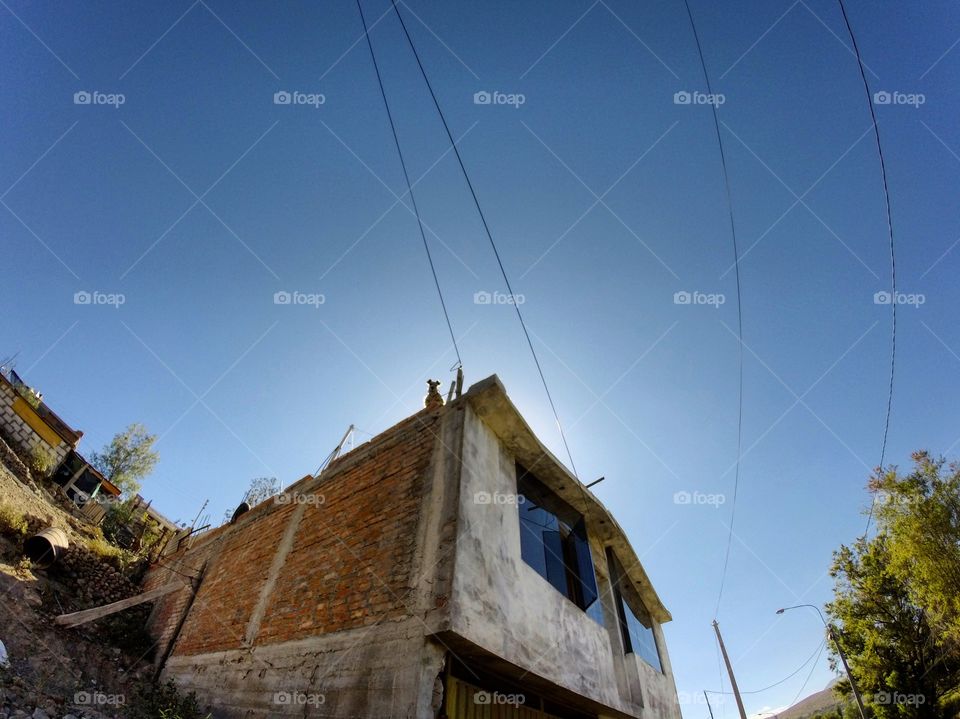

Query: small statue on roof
left=424, top=379, right=444, bottom=409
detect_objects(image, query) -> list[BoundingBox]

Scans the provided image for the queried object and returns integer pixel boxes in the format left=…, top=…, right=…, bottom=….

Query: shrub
left=126, top=679, right=209, bottom=719
left=15, top=384, right=41, bottom=408
left=0, top=502, right=28, bottom=538
left=27, top=444, right=57, bottom=478
left=87, top=536, right=124, bottom=563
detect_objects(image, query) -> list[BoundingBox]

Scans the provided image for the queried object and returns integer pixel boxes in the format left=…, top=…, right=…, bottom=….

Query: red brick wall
left=173, top=503, right=297, bottom=655
left=256, top=410, right=441, bottom=643
left=145, top=408, right=443, bottom=659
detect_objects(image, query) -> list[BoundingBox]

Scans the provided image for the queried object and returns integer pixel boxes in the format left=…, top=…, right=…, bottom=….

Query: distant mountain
left=776, top=681, right=846, bottom=719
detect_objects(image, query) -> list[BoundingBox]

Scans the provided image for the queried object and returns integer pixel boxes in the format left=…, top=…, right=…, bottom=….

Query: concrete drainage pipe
left=23, top=527, right=69, bottom=569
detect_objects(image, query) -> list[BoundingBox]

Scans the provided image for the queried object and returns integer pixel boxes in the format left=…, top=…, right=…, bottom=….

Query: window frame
left=606, top=548, right=663, bottom=672
left=515, top=464, right=600, bottom=615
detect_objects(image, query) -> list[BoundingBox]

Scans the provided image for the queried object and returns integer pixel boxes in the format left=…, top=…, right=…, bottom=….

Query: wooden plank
left=55, top=580, right=187, bottom=628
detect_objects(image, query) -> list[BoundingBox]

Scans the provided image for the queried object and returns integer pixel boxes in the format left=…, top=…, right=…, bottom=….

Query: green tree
left=221, top=477, right=280, bottom=524
left=89, top=423, right=159, bottom=496
left=826, top=532, right=956, bottom=718
left=871, top=451, right=960, bottom=653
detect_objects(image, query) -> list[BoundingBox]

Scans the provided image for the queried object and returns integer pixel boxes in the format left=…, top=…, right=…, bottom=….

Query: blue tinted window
left=516, top=465, right=600, bottom=616
left=585, top=596, right=605, bottom=627
left=607, top=549, right=662, bottom=672
left=621, top=596, right=662, bottom=672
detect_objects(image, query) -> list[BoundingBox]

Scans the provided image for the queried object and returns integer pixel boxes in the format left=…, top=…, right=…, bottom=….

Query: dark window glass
left=516, top=464, right=600, bottom=617
left=621, top=596, right=662, bottom=672
left=607, top=549, right=662, bottom=672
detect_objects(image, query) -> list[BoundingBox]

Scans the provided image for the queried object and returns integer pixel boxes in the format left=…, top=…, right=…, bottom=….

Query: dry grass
left=86, top=536, right=124, bottom=562
left=0, top=501, right=27, bottom=537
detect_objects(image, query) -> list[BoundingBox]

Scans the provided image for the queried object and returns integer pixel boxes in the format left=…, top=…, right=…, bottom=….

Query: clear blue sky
left=2, top=0, right=959, bottom=715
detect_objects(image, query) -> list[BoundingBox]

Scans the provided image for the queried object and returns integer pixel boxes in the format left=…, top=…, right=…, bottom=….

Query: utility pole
left=776, top=605, right=867, bottom=719
left=828, top=624, right=867, bottom=719
left=712, top=620, right=748, bottom=719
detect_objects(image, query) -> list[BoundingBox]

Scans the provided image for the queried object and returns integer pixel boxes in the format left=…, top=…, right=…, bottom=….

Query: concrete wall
left=0, top=381, right=71, bottom=467
left=449, top=403, right=681, bottom=719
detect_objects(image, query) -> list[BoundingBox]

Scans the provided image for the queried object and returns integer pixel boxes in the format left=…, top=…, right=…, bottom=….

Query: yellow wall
left=11, top=396, right=63, bottom=448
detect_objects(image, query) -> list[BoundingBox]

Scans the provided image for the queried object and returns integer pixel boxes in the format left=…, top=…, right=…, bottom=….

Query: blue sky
left=2, top=0, right=959, bottom=715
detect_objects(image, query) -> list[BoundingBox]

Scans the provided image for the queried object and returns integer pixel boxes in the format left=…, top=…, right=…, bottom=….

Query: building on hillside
left=51, top=451, right=121, bottom=504
left=0, top=366, right=83, bottom=470
left=143, top=375, right=681, bottom=719
left=0, top=366, right=121, bottom=506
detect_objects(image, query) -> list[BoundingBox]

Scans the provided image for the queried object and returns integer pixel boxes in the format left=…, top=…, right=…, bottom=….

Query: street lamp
left=775, top=605, right=867, bottom=719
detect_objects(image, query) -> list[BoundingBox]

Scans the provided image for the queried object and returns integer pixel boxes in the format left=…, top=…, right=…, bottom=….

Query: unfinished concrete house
left=143, top=376, right=682, bottom=719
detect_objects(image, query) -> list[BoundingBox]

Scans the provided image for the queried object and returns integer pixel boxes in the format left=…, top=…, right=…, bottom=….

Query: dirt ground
left=0, top=465, right=153, bottom=719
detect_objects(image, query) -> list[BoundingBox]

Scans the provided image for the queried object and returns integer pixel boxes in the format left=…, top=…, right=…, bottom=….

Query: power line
left=787, top=639, right=826, bottom=708
left=706, top=638, right=826, bottom=695
left=387, top=0, right=579, bottom=479
left=355, top=0, right=462, bottom=369
left=835, top=0, right=897, bottom=538
left=680, top=0, right=745, bottom=619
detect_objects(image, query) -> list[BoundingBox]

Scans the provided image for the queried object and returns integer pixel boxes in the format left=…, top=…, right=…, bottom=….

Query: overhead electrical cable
left=355, top=0, right=462, bottom=369
left=706, top=638, right=826, bottom=695
left=787, top=639, right=827, bottom=707
left=387, top=0, right=579, bottom=479
left=681, top=0, right=745, bottom=619
left=835, top=0, right=897, bottom=538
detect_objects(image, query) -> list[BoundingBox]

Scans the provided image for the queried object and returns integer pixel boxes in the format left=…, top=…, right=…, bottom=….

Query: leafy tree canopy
left=825, top=451, right=960, bottom=718
left=89, top=423, right=159, bottom=496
